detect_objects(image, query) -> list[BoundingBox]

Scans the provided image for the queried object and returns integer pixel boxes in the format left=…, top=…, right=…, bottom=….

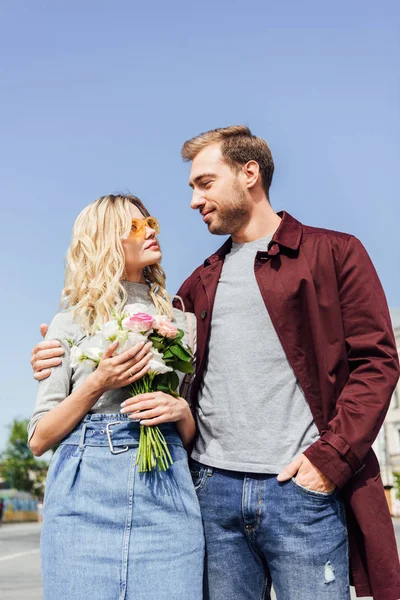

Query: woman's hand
left=120, top=391, right=191, bottom=426
left=90, top=341, right=153, bottom=393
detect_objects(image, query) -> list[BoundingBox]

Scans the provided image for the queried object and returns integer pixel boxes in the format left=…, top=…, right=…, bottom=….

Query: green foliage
left=0, top=418, right=48, bottom=499
left=168, top=359, right=194, bottom=374
left=153, top=371, right=181, bottom=395
left=147, top=328, right=194, bottom=376
left=393, top=472, right=400, bottom=500
left=169, top=344, right=192, bottom=361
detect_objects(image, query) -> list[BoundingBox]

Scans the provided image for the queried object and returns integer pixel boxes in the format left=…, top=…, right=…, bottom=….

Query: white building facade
left=373, top=308, right=400, bottom=515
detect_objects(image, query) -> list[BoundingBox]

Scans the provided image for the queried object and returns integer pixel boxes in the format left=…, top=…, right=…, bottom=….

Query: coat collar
left=203, top=211, right=302, bottom=266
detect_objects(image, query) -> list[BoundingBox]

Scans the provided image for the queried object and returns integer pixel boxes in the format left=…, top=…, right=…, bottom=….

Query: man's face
left=189, top=144, right=251, bottom=236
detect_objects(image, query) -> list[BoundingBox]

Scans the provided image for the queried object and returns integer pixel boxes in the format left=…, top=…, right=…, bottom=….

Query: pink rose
left=123, top=312, right=154, bottom=333
left=153, top=315, right=178, bottom=339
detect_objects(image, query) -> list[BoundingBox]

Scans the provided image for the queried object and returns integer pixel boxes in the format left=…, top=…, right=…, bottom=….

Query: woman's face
left=122, top=204, right=162, bottom=274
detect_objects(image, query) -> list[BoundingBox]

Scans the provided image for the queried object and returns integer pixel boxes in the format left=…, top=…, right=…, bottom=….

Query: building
left=373, top=308, right=400, bottom=515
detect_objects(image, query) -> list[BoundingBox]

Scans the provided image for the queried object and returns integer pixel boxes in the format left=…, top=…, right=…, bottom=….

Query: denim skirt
left=41, top=414, right=204, bottom=600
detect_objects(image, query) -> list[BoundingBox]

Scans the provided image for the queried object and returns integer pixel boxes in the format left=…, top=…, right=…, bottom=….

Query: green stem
left=135, top=424, right=173, bottom=473
left=131, top=372, right=175, bottom=473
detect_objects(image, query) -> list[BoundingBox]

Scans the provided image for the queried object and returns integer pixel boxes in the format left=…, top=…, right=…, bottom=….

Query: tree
left=393, top=472, right=400, bottom=501
left=0, top=418, right=48, bottom=498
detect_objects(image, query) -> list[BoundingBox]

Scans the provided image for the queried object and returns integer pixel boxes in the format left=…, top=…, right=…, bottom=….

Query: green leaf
left=152, top=373, right=168, bottom=388
left=170, top=344, right=191, bottom=360
left=168, top=371, right=180, bottom=392
left=149, top=335, right=164, bottom=343
left=171, top=360, right=194, bottom=374
left=151, top=339, right=164, bottom=351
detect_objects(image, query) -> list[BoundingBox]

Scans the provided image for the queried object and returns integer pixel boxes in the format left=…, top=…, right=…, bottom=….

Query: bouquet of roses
left=67, top=303, right=194, bottom=472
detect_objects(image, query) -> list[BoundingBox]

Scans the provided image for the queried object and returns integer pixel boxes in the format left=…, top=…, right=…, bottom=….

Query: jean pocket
left=189, top=460, right=210, bottom=492
left=291, top=477, right=337, bottom=499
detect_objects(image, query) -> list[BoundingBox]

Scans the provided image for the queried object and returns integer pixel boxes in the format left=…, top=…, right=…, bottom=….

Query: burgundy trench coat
left=176, top=211, right=400, bottom=599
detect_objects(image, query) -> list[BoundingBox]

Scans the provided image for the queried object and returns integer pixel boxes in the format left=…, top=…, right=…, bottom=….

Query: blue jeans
left=190, top=460, right=349, bottom=600
left=41, top=415, right=204, bottom=600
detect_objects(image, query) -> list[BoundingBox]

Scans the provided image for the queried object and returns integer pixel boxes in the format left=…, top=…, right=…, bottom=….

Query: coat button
left=200, top=309, right=207, bottom=320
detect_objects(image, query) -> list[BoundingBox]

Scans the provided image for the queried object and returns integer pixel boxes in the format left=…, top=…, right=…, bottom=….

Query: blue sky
left=0, top=0, right=399, bottom=450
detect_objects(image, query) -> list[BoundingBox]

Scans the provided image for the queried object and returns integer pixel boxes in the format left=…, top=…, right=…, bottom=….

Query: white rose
left=100, top=320, right=120, bottom=341
left=115, top=331, right=148, bottom=354
left=84, top=347, right=103, bottom=364
left=116, top=328, right=130, bottom=344
left=70, top=345, right=85, bottom=369
left=70, top=345, right=101, bottom=368
left=148, top=348, right=173, bottom=375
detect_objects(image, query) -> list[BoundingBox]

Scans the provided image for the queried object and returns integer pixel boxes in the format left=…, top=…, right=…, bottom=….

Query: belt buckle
left=106, top=422, right=129, bottom=455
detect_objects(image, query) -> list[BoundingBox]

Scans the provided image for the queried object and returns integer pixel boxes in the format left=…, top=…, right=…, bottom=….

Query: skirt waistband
left=60, top=414, right=182, bottom=450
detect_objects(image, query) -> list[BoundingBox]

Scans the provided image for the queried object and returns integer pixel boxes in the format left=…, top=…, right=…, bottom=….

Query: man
left=32, top=126, right=400, bottom=599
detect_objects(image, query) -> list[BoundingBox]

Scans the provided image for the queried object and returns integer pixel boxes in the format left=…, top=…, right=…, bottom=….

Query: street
left=0, top=522, right=41, bottom=599
left=0, top=521, right=399, bottom=599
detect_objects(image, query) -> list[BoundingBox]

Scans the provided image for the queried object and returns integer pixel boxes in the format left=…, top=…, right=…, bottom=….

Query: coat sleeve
left=304, top=236, right=400, bottom=488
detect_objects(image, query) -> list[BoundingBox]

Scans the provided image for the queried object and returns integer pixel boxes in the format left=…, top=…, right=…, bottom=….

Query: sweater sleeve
left=28, top=311, right=79, bottom=442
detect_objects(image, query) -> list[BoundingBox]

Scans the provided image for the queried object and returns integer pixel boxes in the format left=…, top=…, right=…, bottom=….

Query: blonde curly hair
left=61, top=194, right=174, bottom=334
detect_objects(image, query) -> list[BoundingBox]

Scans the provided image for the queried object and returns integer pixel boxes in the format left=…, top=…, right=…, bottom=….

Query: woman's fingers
left=125, top=352, right=151, bottom=374
left=112, top=341, right=151, bottom=366
left=128, top=407, right=163, bottom=421
left=140, top=415, right=170, bottom=426
left=127, top=364, right=151, bottom=384
left=121, top=398, right=158, bottom=413
left=96, top=342, right=152, bottom=391
left=120, top=391, right=180, bottom=425
left=130, top=341, right=153, bottom=363
left=118, top=353, right=152, bottom=387
left=102, top=341, right=119, bottom=359
left=120, top=393, right=157, bottom=409
left=111, top=342, right=145, bottom=365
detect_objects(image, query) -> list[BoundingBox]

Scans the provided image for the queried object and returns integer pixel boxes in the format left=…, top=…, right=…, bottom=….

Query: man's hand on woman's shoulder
left=31, top=323, right=65, bottom=381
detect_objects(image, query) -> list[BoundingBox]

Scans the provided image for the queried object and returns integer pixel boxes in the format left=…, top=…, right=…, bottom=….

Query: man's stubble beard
left=208, top=183, right=252, bottom=236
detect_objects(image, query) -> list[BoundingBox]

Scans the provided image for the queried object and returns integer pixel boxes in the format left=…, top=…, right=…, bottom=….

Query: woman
left=28, top=194, right=204, bottom=600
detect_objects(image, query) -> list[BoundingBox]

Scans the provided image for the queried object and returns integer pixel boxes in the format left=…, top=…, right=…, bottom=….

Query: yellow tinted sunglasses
left=130, top=216, right=160, bottom=236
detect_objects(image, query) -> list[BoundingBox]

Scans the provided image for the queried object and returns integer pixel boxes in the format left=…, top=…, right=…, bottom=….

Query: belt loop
left=79, top=423, right=88, bottom=450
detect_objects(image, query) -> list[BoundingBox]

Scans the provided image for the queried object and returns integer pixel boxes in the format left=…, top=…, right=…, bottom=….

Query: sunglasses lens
left=147, top=217, right=160, bottom=233
left=131, top=219, right=141, bottom=234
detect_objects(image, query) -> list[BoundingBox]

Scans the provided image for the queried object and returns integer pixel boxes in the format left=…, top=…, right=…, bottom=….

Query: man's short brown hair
left=181, top=125, right=274, bottom=197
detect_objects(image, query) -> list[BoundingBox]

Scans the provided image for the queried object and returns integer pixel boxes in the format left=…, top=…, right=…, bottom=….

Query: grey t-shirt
left=28, top=281, right=196, bottom=441
left=192, top=235, right=320, bottom=473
